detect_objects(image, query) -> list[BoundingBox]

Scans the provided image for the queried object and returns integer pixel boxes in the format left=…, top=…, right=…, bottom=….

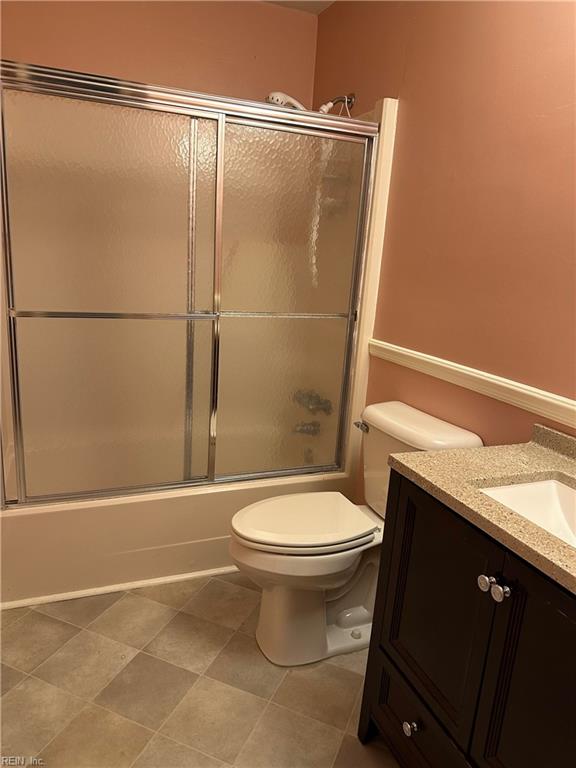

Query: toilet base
left=254, top=548, right=379, bottom=666
left=325, top=620, right=372, bottom=657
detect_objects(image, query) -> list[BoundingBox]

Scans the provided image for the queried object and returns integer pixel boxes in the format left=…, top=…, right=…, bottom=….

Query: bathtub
left=1, top=469, right=352, bottom=607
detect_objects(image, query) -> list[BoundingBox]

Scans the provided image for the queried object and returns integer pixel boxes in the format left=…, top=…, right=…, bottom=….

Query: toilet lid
left=231, top=492, right=379, bottom=549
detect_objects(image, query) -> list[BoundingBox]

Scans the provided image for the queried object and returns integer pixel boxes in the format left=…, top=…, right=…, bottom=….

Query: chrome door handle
left=477, top=574, right=496, bottom=592
left=490, top=584, right=512, bottom=603
left=402, top=721, right=418, bottom=738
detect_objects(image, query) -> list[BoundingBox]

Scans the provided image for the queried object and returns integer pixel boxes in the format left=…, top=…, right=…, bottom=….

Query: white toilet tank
left=361, top=401, right=483, bottom=518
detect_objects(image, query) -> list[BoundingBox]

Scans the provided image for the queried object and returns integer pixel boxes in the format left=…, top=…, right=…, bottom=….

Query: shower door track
left=0, top=60, right=378, bottom=506
left=8, top=311, right=349, bottom=320
left=0, top=61, right=378, bottom=137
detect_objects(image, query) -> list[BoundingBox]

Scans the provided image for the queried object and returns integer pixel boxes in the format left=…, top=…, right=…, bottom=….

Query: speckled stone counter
left=388, top=425, right=576, bottom=594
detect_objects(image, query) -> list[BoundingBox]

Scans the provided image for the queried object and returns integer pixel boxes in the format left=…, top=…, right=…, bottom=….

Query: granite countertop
left=388, top=425, right=576, bottom=594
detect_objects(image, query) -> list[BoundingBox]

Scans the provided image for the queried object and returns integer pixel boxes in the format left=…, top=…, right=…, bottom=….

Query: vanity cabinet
left=471, top=553, right=576, bottom=768
left=359, top=471, right=576, bottom=768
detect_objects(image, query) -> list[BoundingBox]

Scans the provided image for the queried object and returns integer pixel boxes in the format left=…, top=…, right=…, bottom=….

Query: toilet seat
left=232, top=529, right=376, bottom=555
left=231, top=492, right=380, bottom=555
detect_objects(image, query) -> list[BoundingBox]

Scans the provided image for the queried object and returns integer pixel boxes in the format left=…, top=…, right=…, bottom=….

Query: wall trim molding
left=0, top=564, right=238, bottom=610
left=369, top=339, right=576, bottom=428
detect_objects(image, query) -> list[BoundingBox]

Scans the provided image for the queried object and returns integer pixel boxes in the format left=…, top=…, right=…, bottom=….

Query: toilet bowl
left=230, top=401, right=482, bottom=666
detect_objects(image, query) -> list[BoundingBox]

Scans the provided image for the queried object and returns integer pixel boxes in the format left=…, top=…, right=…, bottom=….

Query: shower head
left=266, top=91, right=307, bottom=111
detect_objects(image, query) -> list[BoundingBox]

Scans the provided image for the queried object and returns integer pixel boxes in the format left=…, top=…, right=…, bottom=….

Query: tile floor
left=1, top=571, right=399, bottom=768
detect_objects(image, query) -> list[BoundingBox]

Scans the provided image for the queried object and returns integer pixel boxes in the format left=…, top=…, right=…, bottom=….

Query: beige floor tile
left=238, top=604, right=260, bottom=637
left=327, top=648, right=369, bottom=676
left=132, top=734, right=224, bottom=768
left=38, top=704, right=152, bottom=768
left=34, top=629, right=137, bottom=699
left=0, top=607, right=30, bottom=628
left=236, top=703, right=342, bottom=768
left=161, top=676, right=266, bottom=763
left=205, top=632, right=286, bottom=699
left=145, top=612, right=233, bottom=674
left=34, top=591, right=124, bottom=627
left=182, top=579, right=260, bottom=630
left=332, top=734, right=400, bottom=768
left=89, top=593, right=177, bottom=648
left=1, top=663, right=25, bottom=696
left=214, top=571, right=261, bottom=592
left=95, top=652, right=197, bottom=729
left=1, top=611, right=80, bottom=672
left=1, top=676, right=84, bottom=757
left=273, top=662, right=363, bottom=730
left=132, top=577, right=209, bottom=608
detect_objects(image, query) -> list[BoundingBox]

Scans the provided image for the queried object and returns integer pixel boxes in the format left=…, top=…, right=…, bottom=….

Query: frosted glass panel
left=17, top=319, right=212, bottom=496
left=222, top=124, right=365, bottom=313
left=216, top=317, right=347, bottom=476
left=3, top=90, right=215, bottom=312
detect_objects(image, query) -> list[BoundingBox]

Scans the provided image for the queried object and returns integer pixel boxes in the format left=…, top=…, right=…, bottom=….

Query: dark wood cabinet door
left=370, top=649, right=472, bottom=768
left=379, top=475, right=505, bottom=750
left=471, top=553, right=576, bottom=768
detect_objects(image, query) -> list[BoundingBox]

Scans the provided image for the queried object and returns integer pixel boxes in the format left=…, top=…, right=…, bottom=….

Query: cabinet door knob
left=402, top=721, right=418, bottom=738
left=490, top=583, right=512, bottom=603
left=477, top=574, right=496, bottom=592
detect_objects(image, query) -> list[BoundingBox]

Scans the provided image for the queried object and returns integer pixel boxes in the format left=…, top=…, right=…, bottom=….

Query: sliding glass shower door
left=2, top=89, right=216, bottom=498
left=217, top=123, right=366, bottom=476
left=1, top=65, right=373, bottom=503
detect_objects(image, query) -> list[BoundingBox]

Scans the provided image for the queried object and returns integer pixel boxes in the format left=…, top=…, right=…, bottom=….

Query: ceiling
left=269, top=1, right=335, bottom=15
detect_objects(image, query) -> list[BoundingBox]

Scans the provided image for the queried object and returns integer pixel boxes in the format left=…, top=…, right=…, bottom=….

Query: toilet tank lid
left=361, top=401, right=483, bottom=451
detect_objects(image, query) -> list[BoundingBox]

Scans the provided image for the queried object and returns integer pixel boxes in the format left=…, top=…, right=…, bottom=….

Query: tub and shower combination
left=0, top=61, right=378, bottom=604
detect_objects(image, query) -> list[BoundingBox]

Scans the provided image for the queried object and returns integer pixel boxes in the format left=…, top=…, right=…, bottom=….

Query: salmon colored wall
left=316, top=1, right=576, bottom=445
left=1, top=1, right=317, bottom=105
left=367, top=360, right=576, bottom=447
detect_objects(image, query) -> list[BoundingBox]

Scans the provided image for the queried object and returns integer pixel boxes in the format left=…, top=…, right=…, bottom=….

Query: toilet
left=230, top=401, right=482, bottom=666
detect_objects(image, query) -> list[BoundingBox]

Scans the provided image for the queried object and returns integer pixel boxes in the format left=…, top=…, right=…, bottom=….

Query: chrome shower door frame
left=0, top=60, right=378, bottom=506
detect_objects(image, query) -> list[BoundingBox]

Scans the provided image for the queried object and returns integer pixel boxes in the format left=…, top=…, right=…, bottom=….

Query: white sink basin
left=482, top=479, right=576, bottom=548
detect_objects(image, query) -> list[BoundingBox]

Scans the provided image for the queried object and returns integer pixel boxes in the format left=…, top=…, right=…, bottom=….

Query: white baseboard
left=1, top=564, right=238, bottom=610
left=369, top=339, right=576, bottom=428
